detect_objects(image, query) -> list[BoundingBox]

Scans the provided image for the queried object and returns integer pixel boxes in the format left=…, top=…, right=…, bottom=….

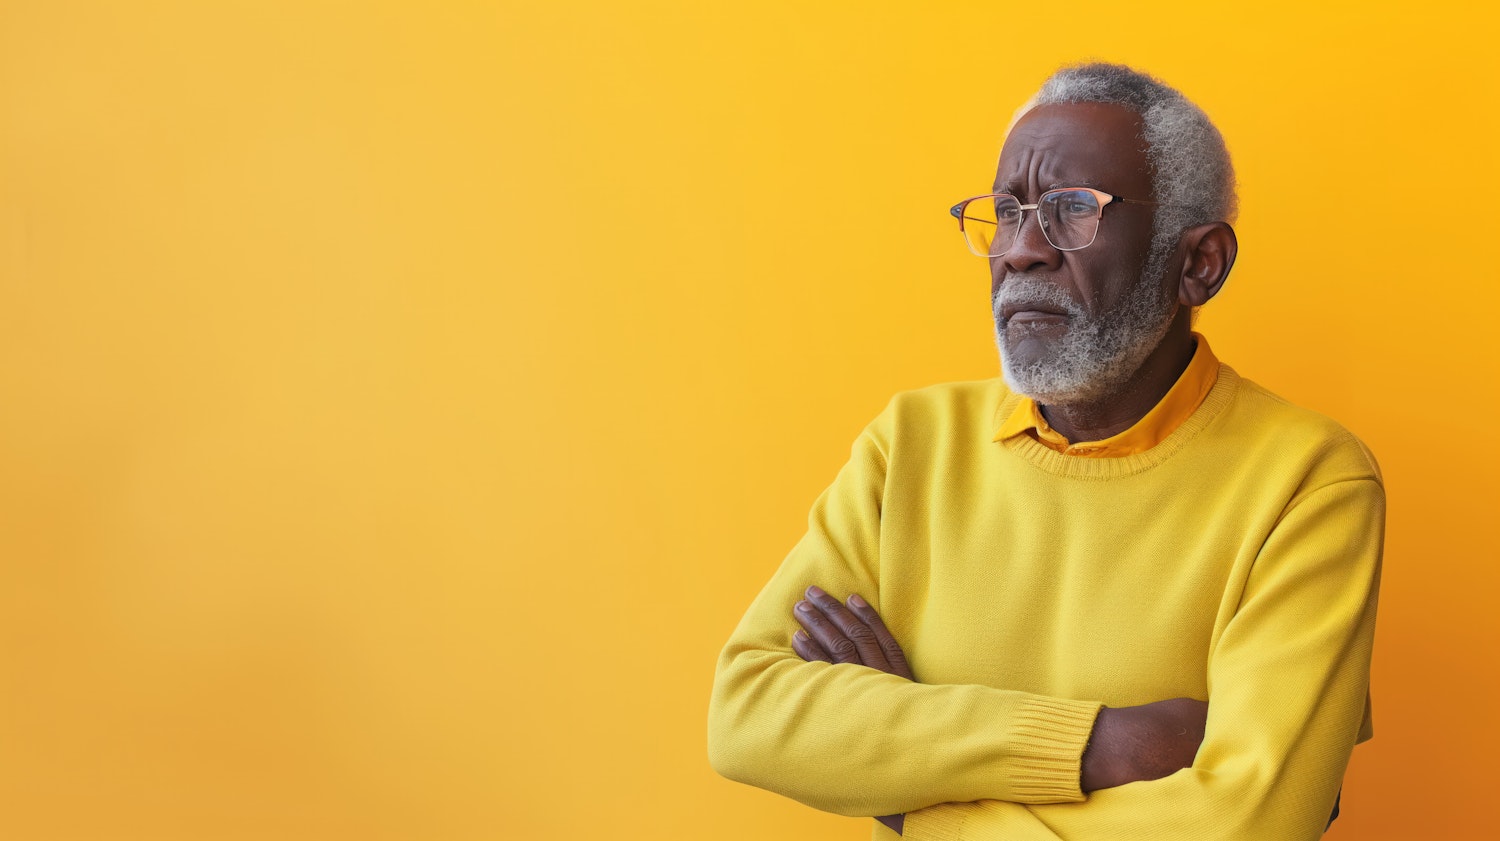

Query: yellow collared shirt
left=994, top=333, right=1221, bottom=458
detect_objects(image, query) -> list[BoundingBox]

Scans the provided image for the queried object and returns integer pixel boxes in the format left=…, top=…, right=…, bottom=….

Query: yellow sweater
left=708, top=364, right=1383, bottom=841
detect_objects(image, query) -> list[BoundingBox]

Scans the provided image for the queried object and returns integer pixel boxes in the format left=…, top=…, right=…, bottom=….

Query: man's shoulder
left=874, top=377, right=1013, bottom=428
left=1219, top=367, right=1382, bottom=485
left=858, top=378, right=1013, bottom=454
left=887, top=377, right=1011, bottom=409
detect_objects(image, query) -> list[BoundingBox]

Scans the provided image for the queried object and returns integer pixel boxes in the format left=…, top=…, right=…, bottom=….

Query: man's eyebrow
left=992, top=180, right=1110, bottom=196
left=1047, top=180, right=1105, bottom=191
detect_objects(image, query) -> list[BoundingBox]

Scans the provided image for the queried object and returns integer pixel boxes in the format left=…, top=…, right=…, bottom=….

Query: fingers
left=792, top=629, right=832, bottom=663
left=792, top=586, right=916, bottom=681
left=845, top=592, right=915, bottom=681
left=796, top=585, right=889, bottom=669
left=794, top=596, right=865, bottom=666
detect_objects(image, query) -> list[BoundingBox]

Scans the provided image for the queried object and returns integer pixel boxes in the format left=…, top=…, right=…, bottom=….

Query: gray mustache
left=993, top=275, right=1082, bottom=319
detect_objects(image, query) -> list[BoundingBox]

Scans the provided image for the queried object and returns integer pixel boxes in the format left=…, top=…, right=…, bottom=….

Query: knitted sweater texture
left=708, top=364, right=1383, bottom=841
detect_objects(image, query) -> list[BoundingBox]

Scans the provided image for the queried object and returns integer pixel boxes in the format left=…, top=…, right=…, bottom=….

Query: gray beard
left=993, top=238, right=1177, bottom=405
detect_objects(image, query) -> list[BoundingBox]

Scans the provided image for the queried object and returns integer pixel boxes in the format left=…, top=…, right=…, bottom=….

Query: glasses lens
left=958, top=195, right=1020, bottom=257
left=1038, top=189, right=1102, bottom=250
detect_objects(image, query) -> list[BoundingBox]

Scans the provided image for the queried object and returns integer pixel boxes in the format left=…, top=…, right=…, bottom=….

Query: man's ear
left=1177, top=222, right=1237, bottom=307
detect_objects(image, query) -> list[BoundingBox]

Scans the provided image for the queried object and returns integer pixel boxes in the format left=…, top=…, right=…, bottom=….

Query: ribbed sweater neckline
left=991, top=364, right=1241, bottom=479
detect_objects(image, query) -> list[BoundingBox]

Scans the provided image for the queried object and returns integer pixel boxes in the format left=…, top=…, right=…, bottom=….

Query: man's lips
left=1000, top=302, right=1068, bottom=323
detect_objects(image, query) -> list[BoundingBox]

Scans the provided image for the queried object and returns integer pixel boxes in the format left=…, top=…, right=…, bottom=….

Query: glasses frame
left=948, top=188, right=1159, bottom=258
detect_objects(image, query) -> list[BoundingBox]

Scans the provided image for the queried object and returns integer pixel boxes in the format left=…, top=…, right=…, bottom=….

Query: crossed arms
left=791, top=585, right=1210, bottom=836
left=707, top=408, right=1384, bottom=840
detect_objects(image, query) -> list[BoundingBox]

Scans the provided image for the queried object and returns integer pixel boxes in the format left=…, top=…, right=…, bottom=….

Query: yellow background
left=1, top=1, right=1495, bottom=839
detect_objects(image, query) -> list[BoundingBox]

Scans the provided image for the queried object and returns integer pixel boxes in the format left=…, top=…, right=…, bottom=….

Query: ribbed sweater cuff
left=1004, top=696, right=1101, bottom=802
left=903, top=803, right=970, bottom=841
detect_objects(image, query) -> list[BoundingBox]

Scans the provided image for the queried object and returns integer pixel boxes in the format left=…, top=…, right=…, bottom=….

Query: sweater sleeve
left=707, top=413, right=1102, bottom=817
left=902, top=476, right=1385, bottom=841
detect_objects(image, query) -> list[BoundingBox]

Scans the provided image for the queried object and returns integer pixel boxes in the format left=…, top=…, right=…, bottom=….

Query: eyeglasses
left=948, top=188, right=1158, bottom=258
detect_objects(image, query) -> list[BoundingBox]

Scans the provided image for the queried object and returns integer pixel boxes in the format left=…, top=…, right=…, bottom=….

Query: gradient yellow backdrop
left=1, top=2, right=1495, bottom=839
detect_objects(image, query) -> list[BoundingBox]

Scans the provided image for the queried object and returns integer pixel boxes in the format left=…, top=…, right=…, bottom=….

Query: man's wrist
left=1080, top=705, right=1120, bottom=793
left=1080, top=698, right=1208, bottom=792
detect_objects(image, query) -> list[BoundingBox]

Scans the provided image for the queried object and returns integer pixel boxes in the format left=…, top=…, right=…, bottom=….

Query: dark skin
left=793, top=588, right=1207, bottom=836
left=791, top=587, right=911, bottom=835
left=793, top=102, right=1237, bottom=834
left=992, top=102, right=1236, bottom=441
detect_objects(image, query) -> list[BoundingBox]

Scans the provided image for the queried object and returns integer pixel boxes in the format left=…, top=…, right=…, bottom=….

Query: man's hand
left=792, top=586, right=910, bottom=834
left=791, top=585, right=914, bottom=680
left=792, top=584, right=1205, bottom=807
left=1081, top=697, right=1208, bottom=793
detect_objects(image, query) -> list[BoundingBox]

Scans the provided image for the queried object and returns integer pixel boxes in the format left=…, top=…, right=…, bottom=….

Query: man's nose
left=998, top=210, right=1062, bottom=277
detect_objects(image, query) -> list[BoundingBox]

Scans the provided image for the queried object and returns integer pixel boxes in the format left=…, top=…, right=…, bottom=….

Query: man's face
left=991, top=101, right=1178, bottom=404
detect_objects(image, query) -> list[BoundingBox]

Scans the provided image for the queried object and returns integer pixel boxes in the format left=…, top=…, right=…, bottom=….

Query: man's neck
left=1037, top=321, right=1197, bottom=444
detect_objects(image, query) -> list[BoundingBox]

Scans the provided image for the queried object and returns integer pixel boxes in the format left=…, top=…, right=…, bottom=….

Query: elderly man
left=707, top=63, right=1383, bottom=840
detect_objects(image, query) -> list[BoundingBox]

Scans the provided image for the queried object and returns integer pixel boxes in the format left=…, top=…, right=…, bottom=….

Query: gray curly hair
left=1015, top=63, right=1237, bottom=254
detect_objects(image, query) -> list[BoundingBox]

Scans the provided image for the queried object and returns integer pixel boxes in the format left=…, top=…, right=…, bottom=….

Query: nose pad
left=1017, top=208, right=1052, bottom=249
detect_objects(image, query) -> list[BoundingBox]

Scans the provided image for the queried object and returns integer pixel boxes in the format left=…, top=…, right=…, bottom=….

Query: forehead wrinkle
left=996, top=153, right=1083, bottom=200
left=993, top=146, right=1035, bottom=193
left=997, top=103, right=1152, bottom=200
left=998, top=144, right=1131, bottom=198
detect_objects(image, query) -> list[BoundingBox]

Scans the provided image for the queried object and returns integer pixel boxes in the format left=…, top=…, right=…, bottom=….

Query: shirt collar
left=994, top=333, right=1221, bottom=458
